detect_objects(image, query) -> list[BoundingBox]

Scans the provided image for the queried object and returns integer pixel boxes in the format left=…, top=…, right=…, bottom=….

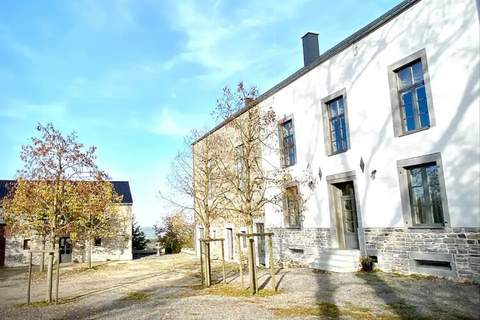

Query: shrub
left=360, top=256, right=375, bottom=272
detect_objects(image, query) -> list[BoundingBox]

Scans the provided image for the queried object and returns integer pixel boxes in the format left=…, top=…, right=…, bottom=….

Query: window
left=388, top=49, right=435, bottom=136
left=321, top=89, right=350, bottom=156
left=23, top=239, right=31, bottom=250
left=283, top=186, right=301, bottom=228
left=212, top=229, right=217, bottom=239
left=235, top=144, right=246, bottom=187
left=397, top=153, right=449, bottom=228
left=241, top=230, right=247, bottom=249
left=94, top=237, right=102, bottom=246
left=279, top=119, right=297, bottom=167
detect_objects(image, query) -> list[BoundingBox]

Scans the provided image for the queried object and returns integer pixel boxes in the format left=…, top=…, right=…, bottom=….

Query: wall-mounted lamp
left=318, top=167, right=322, bottom=181
left=370, top=169, right=377, bottom=180
left=359, top=157, right=365, bottom=173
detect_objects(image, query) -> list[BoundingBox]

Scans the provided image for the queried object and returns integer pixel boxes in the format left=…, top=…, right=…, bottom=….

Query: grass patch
left=120, top=291, right=151, bottom=301
left=16, top=297, right=80, bottom=308
left=200, top=284, right=280, bottom=297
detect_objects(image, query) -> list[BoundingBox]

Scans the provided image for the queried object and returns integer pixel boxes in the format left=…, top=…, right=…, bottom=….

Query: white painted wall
left=262, top=0, right=480, bottom=228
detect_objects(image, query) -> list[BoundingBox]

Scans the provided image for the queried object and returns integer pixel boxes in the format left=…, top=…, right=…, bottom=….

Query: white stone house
left=0, top=180, right=133, bottom=266
left=194, top=0, right=480, bottom=282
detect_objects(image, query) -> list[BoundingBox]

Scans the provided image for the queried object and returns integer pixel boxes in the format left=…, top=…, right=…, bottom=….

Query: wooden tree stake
left=46, top=252, right=54, bottom=303
left=236, top=234, right=243, bottom=288
left=55, top=250, right=60, bottom=303
left=199, top=240, right=204, bottom=286
left=27, top=252, right=32, bottom=305
left=221, top=239, right=226, bottom=284
left=268, top=235, right=275, bottom=291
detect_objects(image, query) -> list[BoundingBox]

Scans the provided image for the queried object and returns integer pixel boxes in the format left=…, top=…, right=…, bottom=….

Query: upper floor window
left=280, top=119, right=297, bottom=167
left=283, top=185, right=301, bottom=228
left=321, top=89, right=350, bottom=156
left=388, top=49, right=435, bottom=136
left=397, top=153, right=449, bottom=229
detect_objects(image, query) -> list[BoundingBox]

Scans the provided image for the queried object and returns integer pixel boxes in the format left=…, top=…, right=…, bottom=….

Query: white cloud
left=0, top=100, right=67, bottom=121
left=148, top=107, right=190, bottom=136
left=161, top=0, right=309, bottom=82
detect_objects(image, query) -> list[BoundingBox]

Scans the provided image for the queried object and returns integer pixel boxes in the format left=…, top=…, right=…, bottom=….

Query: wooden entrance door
left=58, top=237, right=72, bottom=263
left=333, top=182, right=359, bottom=249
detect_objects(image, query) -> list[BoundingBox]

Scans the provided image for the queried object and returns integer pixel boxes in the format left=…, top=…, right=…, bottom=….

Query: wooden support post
left=205, top=241, right=211, bottom=287
left=268, top=235, right=275, bottom=291
left=27, top=252, right=32, bottom=305
left=236, top=235, right=243, bottom=288
left=46, top=252, right=54, bottom=303
left=247, top=237, right=256, bottom=294
left=199, top=240, right=204, bottom=286
left=55, top=250, right=60, bottom=304
left=221, top=240, right=226, bottom=284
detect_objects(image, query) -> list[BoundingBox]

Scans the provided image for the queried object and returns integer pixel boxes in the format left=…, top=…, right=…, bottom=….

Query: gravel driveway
left=0, top=253, right=478, bottom=319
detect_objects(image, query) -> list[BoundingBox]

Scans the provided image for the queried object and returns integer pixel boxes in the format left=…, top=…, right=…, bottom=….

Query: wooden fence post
left=205, top=241, right=211, bottom=286
left=221, top=240, right=226, bottom=284
left=46, top=252, right=54, bottom=303
left=236, top=235, right=243, bottom=288
left=199, top=240, right=204, bottom=286
left=247, top=237, right=257, bottom=294
left=268, top=235, right=275, bottom=291
left=27, top=251, right=32, bottom=305
left=55, top=250, right=60, bottom=303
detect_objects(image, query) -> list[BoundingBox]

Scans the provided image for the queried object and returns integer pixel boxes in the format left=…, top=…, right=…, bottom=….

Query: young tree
left=212, top=82, right=283, bottom=232
left=132, top=218, right=148, bottom=251
left=155, top=211, right=193, bottom=254
left=70, top=179, right=124, bottom=268
left=2, top=123, right=119, bottom=269
left=160, top=130, right=227, bottom=239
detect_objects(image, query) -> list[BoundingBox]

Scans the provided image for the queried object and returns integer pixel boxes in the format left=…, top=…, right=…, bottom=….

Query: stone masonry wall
left=364, top=227, right=480, bottom=282
left=267, top=227, right=330, bottom=267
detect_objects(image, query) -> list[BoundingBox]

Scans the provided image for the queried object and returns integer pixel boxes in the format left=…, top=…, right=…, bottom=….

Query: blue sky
left=0, top=0, right=400, bottom=227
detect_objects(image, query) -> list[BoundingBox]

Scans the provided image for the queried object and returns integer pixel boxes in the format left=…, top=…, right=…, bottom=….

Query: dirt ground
left=0, top=253, right=478, bottom=320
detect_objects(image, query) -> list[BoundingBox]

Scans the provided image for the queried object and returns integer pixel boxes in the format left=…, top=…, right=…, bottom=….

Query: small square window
left=283, top=186, right=301, bottom=228
left=279, top=118, right=297, bottom=167
left=94, top=237, right=102, bottom=246
left=388, top=49, right=435, bottom=137
left=23, top=239, right=31, bottom=250
left=321, top=89, right=350, bottom=156
left=397, top=153, right=449, bottom=228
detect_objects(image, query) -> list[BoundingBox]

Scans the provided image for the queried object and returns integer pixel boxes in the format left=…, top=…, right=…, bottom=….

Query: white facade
left=261, top=0, right=479, bottom=230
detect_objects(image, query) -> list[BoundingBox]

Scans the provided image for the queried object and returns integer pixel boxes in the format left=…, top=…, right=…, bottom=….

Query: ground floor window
left=397, top=153, right=449, bottom=228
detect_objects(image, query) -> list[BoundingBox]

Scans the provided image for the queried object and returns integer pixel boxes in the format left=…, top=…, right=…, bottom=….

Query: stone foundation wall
left=267, top=227, right=330, bottom=266
left=364, top=227, right=480, bottom=282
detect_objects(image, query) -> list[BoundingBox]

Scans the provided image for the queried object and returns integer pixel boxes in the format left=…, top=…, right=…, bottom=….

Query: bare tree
left=159, top=130, right=227, bottom=239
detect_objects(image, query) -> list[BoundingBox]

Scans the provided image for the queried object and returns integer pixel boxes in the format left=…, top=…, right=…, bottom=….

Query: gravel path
left=0, top=253, right=478, bottom=319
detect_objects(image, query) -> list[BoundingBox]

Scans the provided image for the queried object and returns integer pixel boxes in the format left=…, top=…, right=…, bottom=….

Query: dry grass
left=195, top=284, right=280, bottom=298
left=120, top=291, right=151, bottom=301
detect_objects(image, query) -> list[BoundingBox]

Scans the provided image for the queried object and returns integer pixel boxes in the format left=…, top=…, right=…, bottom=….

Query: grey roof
left=193, top=0, right=421, bottom=145
left=0, top=180, right=133, bottom=204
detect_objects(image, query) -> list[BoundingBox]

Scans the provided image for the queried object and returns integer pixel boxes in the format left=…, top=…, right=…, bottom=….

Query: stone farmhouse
left=0, top=180, right=133, bottom=267
left=193, top=0, right=480, bottom=282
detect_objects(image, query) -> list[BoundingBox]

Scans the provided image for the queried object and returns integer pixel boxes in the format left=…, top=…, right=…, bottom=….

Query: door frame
left=326, top=171, right=365, bottom=253
left=58, top=236, right=72, bottom=263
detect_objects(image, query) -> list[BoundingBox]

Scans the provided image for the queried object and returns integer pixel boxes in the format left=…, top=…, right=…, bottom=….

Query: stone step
left=309, top=249, right=361, bottom=273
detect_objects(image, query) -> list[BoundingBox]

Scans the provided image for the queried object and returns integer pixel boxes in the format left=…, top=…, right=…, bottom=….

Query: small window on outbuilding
left=241, top=230, right=247, bottom=249
left=23, top=239, right=31, bottom=250
left=94, top=237, right=102, bottom=247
